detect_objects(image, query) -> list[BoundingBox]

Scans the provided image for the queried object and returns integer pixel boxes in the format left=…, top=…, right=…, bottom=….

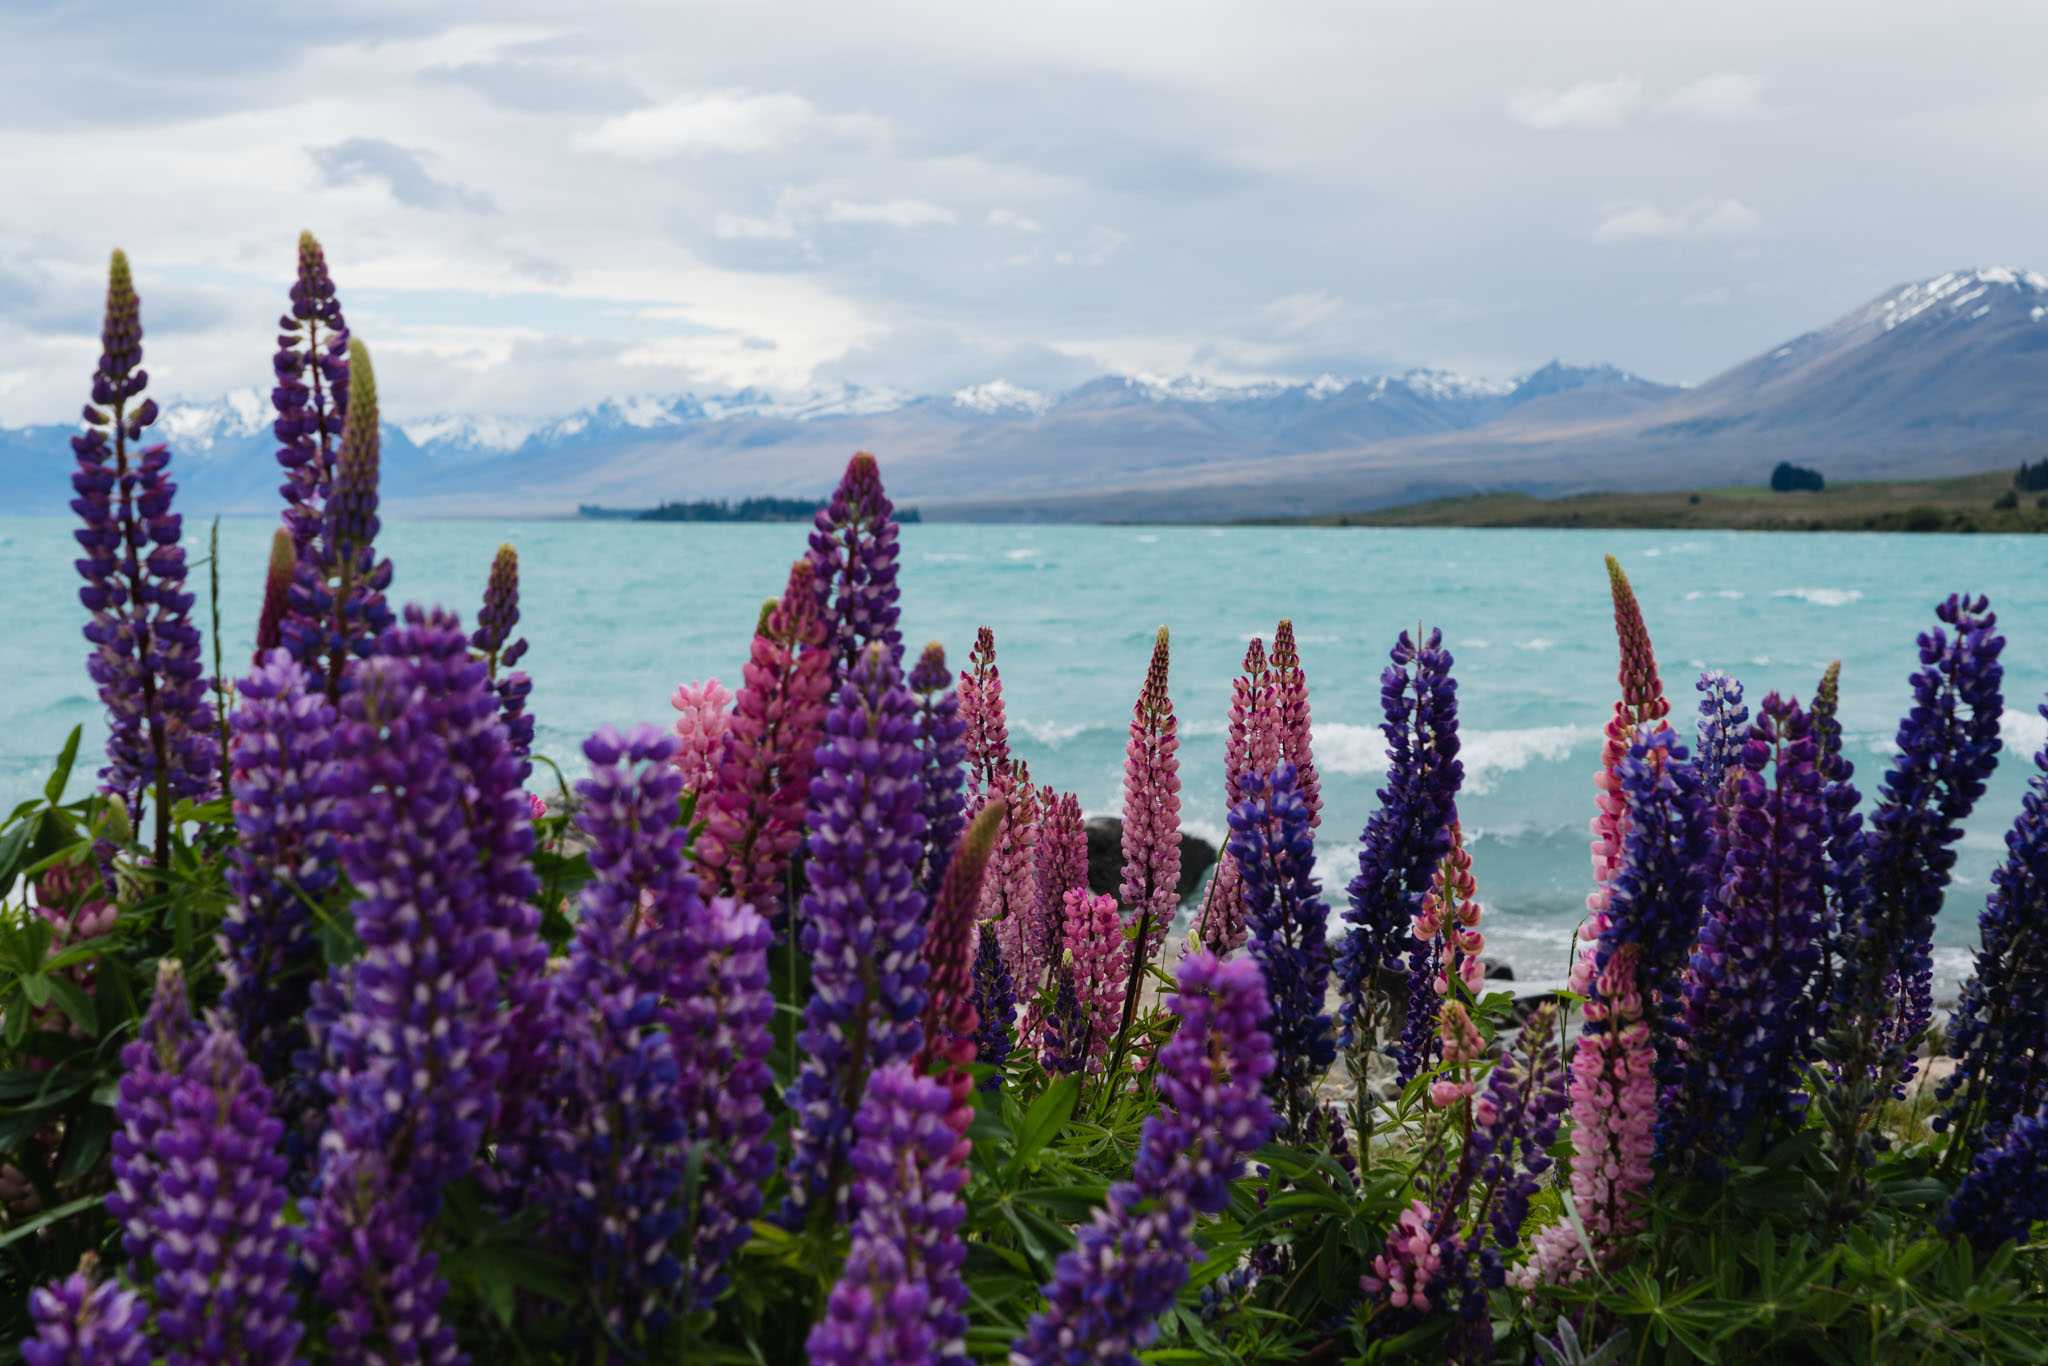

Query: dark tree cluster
left=1770, top=462, right=1826, bottom=493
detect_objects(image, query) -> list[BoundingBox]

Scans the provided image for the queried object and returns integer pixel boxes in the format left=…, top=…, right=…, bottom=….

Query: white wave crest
left=1684, top=589, right=1745, bottom=601
left=1014, top=718, right=1089, bottom=746
left=1773, top=587, right=1863, bottom=607
left=2001, top=706, right=2048, bottom=758
left=1314, top=720, right=1591, bottom=794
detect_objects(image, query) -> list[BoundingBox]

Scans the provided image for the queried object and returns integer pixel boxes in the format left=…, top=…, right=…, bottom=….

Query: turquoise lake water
left=4, top=514, right=2044, bottom=993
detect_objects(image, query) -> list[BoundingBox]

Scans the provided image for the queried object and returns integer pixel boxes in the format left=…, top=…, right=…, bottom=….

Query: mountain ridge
left=2, top=266, right=2043, bottom=522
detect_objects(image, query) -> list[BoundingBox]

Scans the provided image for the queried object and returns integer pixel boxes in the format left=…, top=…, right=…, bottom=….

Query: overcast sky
left=4, top=0, right=2046, bottom=424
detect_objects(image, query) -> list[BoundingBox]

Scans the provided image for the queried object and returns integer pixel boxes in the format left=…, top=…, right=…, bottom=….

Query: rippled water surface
left=5, top=515, right=2044, bottom=990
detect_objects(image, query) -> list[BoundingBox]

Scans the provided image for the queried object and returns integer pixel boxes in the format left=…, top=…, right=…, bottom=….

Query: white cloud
left=824, top=198, right=958, bottom=227
left=713, top=210, right=797, bottom=240
left=1506, top=76, right=1643, bottom=131
left=1263, top=290, right=1345, bottom=334
left=1661, top=72, right=1768, bottom=122
left=580, top=91, right=886, bottom=158
left=1681, top=286, right=1732, bottom=308
left=986, top=207, right=1044, bottom=233
left=1595, top=198, right=1763, bottom=243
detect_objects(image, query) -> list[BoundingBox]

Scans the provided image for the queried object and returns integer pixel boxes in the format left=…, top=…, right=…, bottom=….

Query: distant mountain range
left=4, top=267, right=2045, bottom=522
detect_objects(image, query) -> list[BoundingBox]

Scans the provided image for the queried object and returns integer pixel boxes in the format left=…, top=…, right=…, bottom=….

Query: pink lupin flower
left=1121, top=627, right=1181, bottom=965
left=1587, top=556, right=1671, bottom=920
left=1517, top=944, right=1657, bottom=1287
left=917, top=801, right=1007, bottom=1130
left=669, top=677, right=734, bottom=792
left=695, top=560, right=832, bottom=923
left=984, top=762, right=1043, bottom=990
left=1063, top=888, right=1129, bottom=1072
left=1190, top=852, right=1249, bottom=957
left=959, top=626, right=1010, bottom=806
left=1225, top=637, right=1278, bottom=807
left=1031, top=788, right=1089, bottom=984
left=1270, top=620, right=1320, bottom=827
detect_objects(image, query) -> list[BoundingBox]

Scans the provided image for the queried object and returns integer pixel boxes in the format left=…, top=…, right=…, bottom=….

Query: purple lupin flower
left=272, top=230, right=351, bottom=556
left=22, top=1255, right=149, bottom=1366
left=471, top=543, right=534, bottom=761
left=307, top=606, right=540, bottom=1356
left=280, top=338, right=394, bottom=703
left=808, top=451, right=904, bottom=682
left=910, top=641, right=968, bottom=896
left=1227, top=761, right=1335, bottom=1135
left=1832, top=594, right=2004, bottom=1095
left=150, top=1023, right=305, bottom=1364
left=69, top=249, right=218, bottom=859
left=218, top=649, right=343, bottom=1119
left=1666, top=693, right=1825, bottom=1167
left=1595, top=729, right=1716, bottom=1106
left=1936, top=700, right=2048, bottom=1154
left=1336, top=629, right=1462, bottom=1046
left=107, top=961, right=198, bottom=1272
left=806, top=1064, right=972, bottom=1366
left=1012, top=952, right=1277, bottom=1366
left=1807, top=660, right=1863, bottom=1020
left=782, top=642, right=930, bottom=1224
left=306, top=1147, right=461, bottom=1365
left=1468, top=1011, right=1569, bottom=1287
left=531, top=726, right=694, bottom=1339
left=971, top=924, right=1017, bottom=1094
left=1940, top=1103, right=2048, bottom=1252
left=1694, top=669, right=1749, bottom=799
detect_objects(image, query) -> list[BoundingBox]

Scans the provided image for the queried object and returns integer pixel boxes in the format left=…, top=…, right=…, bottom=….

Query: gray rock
left=1083, top=816, right=1217, bottom=905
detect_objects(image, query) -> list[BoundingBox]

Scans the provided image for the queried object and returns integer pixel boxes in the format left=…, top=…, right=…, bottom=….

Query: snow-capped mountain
left=3, top=267, right=2042, bottom=521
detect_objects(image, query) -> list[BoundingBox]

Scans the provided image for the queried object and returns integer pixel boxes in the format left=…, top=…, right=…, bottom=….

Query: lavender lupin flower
left=670, top=895, right=777, bottom=1309
left=1227, top=761, right=1335, bottom=1135
left=806, top=1064, right=972, bottom=1366
left=1337, top=629, right=1463, bottom=1044
left=280, top=338, right=394, bottom=702
left=471, top=543, right=534, bottom=761
left=1936, top=700, right=2048, bottom=1154
left=971, top=924, right=1017, bottom=1094
left=1832, top=594, right=2004, bottom=1096
left=308, top=606, right=540, bottom=1357
left=910, top=641, right=969, bottom=895
left=1666, top=693, right=1825, bottom=1166
left=150, top=1023, right=305, bottom=1364
left=782, top=642, right=931, bottom=1224
left=1695, top=669, right=1749, bottom=799
left=108, top=961, right=198, bottom=1272
left=22, top=1255, right=149, bottom=1366
left=1012, top=953, right=1277, bottom=1366
left=70, top=250, right=218, bottom=857
left=1940, top=1103, right=2048, bottom=1252
left=533, top=726, right=695, bottom=1338
left=218, top=649, right=343, bottom=1116
left=272, top=230, right=351, bottom=555
left=808, top=452, right=904, bottom=681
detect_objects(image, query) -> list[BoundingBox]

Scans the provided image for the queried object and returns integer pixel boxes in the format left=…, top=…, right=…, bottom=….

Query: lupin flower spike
left=108, top=960, right=198, bottom=1272
left=148, top=1023, right=304, bottom=1364
left=1121, top=626, right=1181, bottom=966
left=70, top=249, right=218, bottom=855
left=808, top=451, right=904, bottom=682
left=253, top=526, right=296, bottom=661
left=806, top=1064, right=973, bottom=1366
left=1227, top=761, right=1335, bottom=1132
left=1012, top=953, right=1277, bottom=1365
left=695, top=558, right=832, bottom=921
left=911, top=642, right=969, bottom=895
left=986, top=764, right=1044, bottom=996
left=22, top=1255, right=149, bottom=1366
left=280, top=337, right=394, bottom=702
left=1225, top=636, right=1277, bottom=808
left=1270, top=620, right=1321, bottom=825
left=918, top=801, right=1008, bottom=1124
left=670, top=677, right=735, bottom=792
left=1063, top=887, right=1129, bottom=1073
left=1034, top=789, right=1090, bottom=954
left=307, top=606, right=542, bottom=1356
left=473, top=543, right=535, bottom=759
left=1665, top=694, right=1825, bottom=1168
left=782, top=643, right=931, bottom=1224
left=960, top=626, right=1012, bottom=804
left=1694, top=669, right=1749, bottom=799
left=971, top=925, right=1017, bottom=1094
left=1940, top=1103, right=2048, bottom=1253
left=1832, top=594, right=2003, bottom=1096
left=1590, top=556, right=1671, bottom=915
left=271, top=229, right=351, bottom=555
left=1336, top=628, right=1462, bottom=1046
left=1395, top=822, right=1481, bottom=1087
left=219, top=649, right=344, bottom=1119
left=1937, top=699, right=2048, bottom=1153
